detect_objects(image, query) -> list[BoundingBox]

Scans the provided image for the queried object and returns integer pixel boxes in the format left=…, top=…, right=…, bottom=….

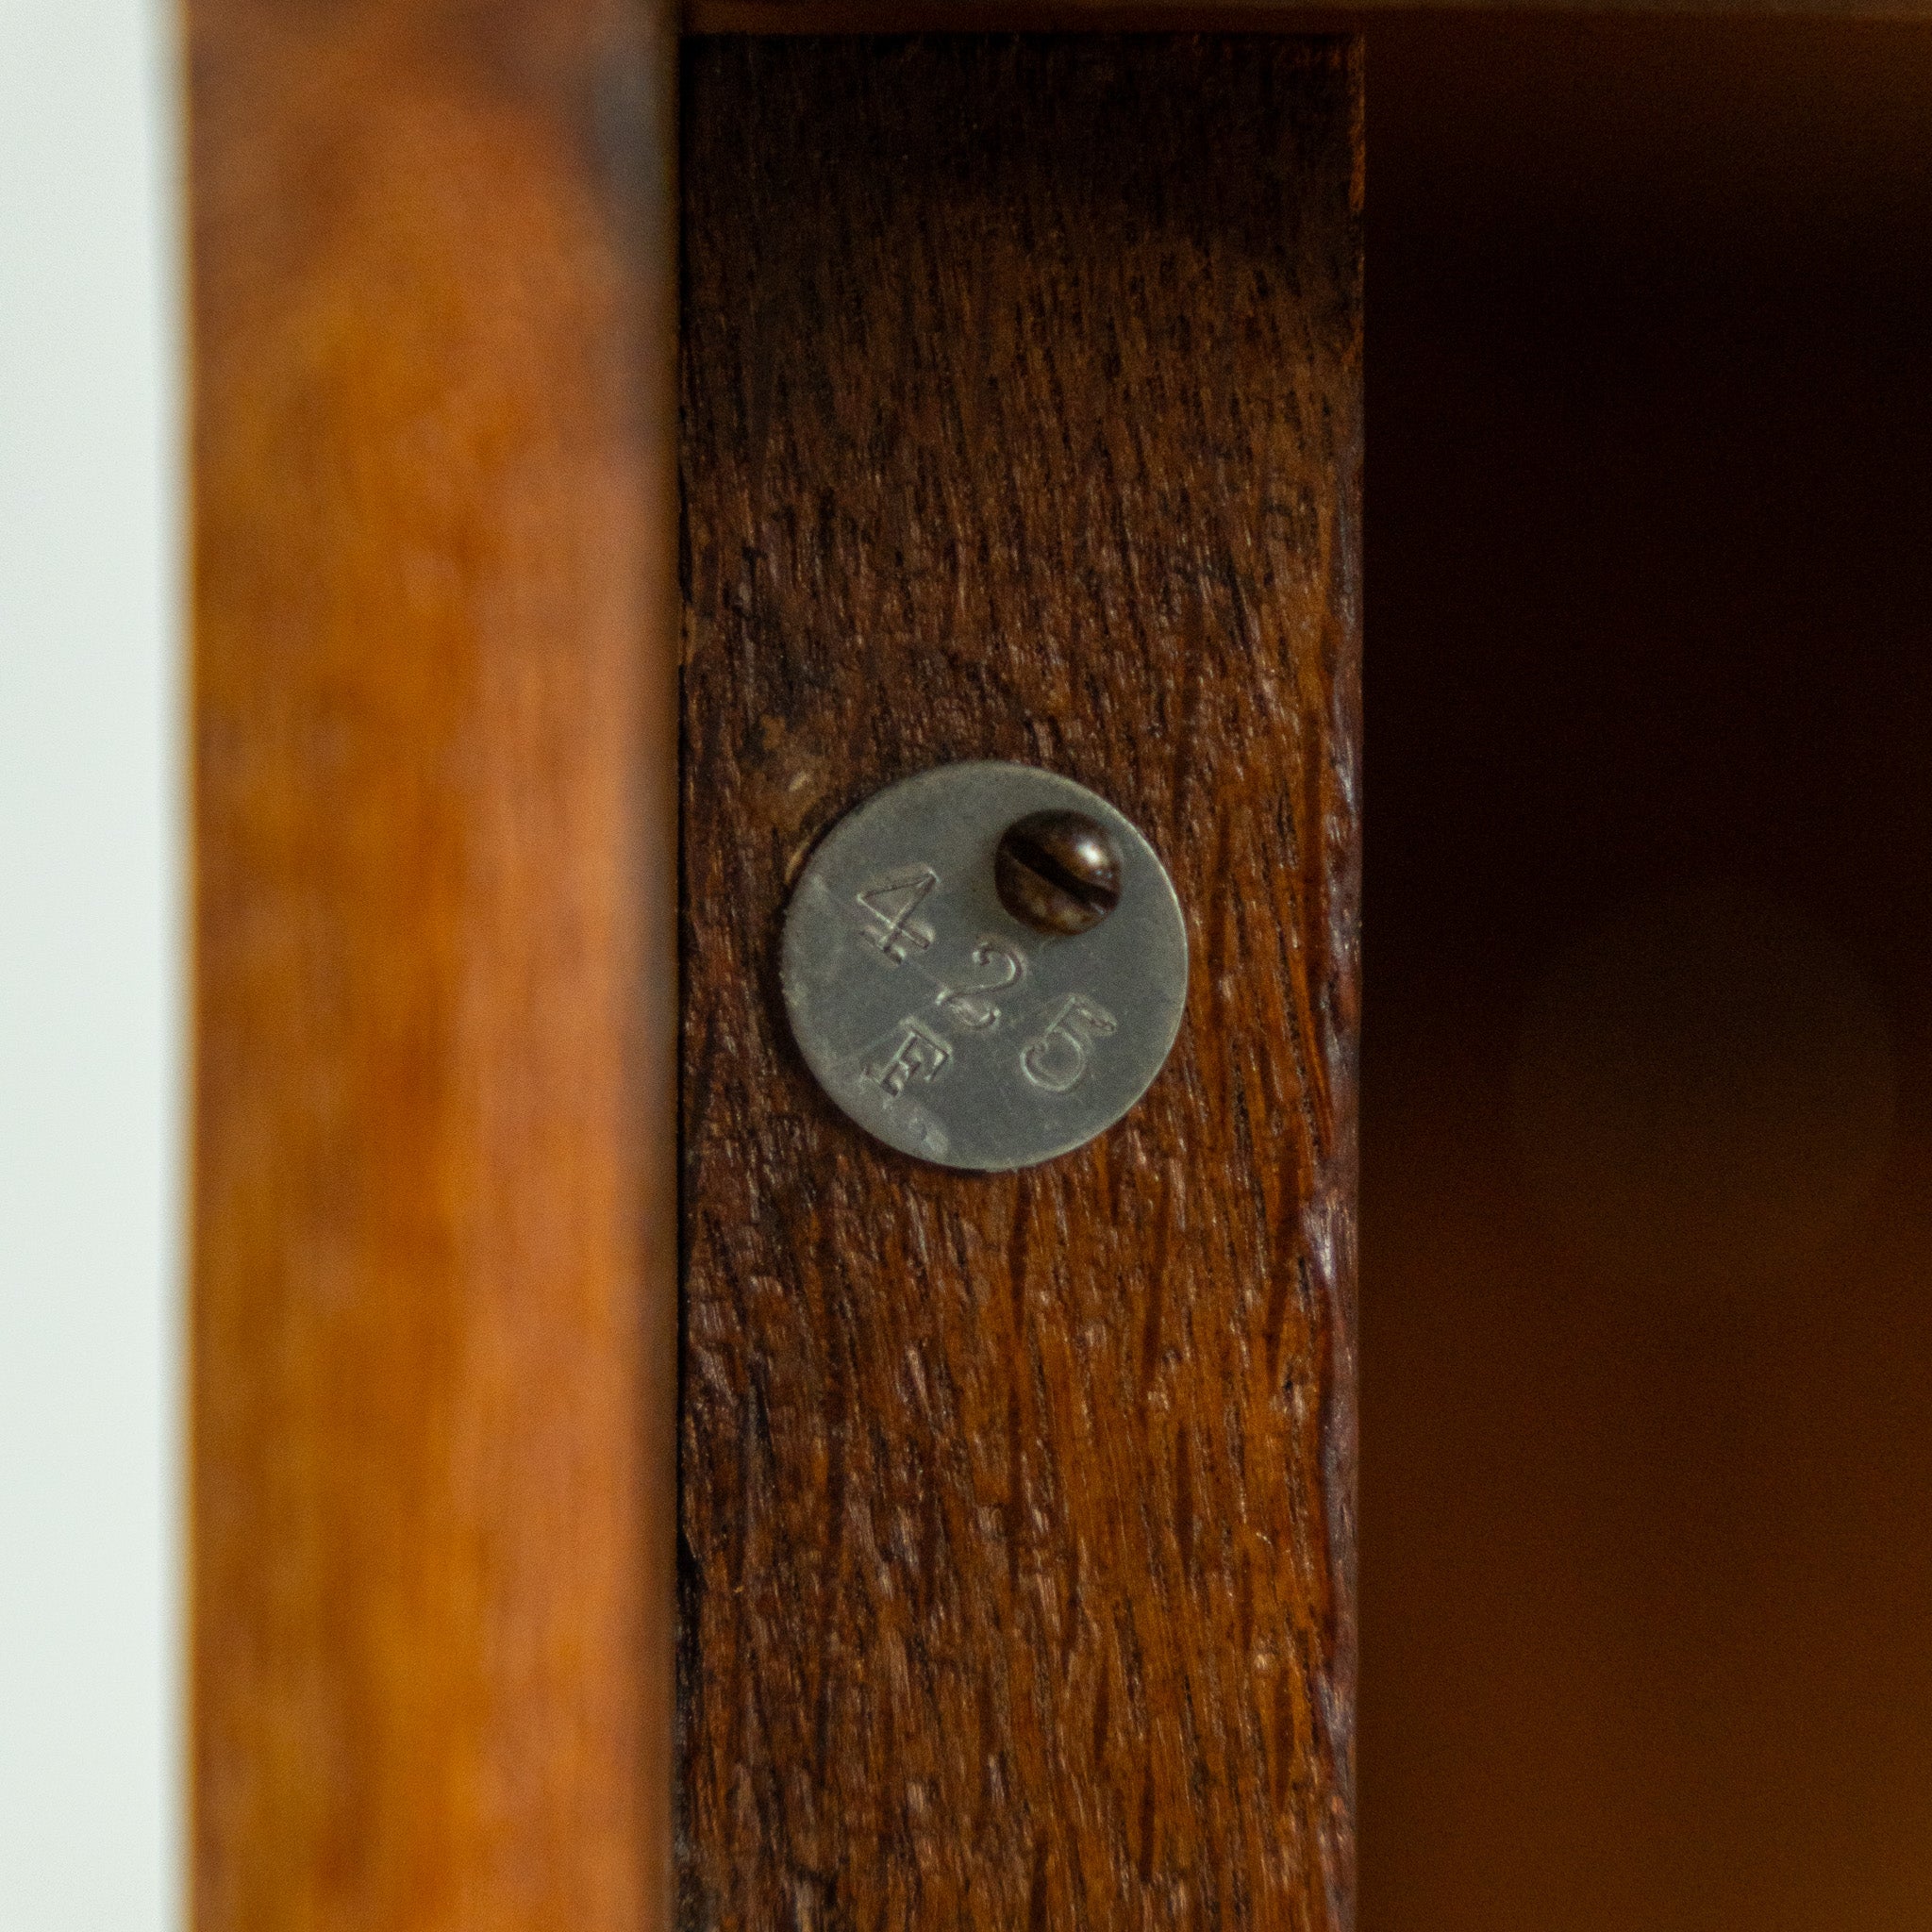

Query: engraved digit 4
left=856, top=867, right=938, bottom=962
left=936, top=941, right=1022, bottom=1031
left=1020, top=994, right=1118, bottom=1094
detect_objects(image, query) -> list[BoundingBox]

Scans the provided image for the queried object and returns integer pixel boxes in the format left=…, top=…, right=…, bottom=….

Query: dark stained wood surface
left=680, top=38, right=1361, bottom=1926
left=191, top=2, right=679, bottom=1924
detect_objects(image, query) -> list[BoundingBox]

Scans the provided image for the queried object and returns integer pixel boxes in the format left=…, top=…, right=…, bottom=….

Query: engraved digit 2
left=1020, top=994, right=1118, bottom=1094
left=936, top=941, right=1022, bottom=1031
left=856, top=867, right=938, bottom=962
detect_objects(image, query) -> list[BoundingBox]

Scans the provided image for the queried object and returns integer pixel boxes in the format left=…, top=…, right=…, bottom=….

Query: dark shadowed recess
left=1365, top=19, right=1932, bottom=1932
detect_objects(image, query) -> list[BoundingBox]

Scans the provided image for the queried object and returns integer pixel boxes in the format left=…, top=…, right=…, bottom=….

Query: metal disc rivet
left=780, top=761, right=1188, bottom=1171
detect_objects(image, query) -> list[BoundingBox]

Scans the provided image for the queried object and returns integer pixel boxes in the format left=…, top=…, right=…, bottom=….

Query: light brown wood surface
left=680, top=36, right=1361, bottom=1927
left=190, top=1, right=678, bottom=1925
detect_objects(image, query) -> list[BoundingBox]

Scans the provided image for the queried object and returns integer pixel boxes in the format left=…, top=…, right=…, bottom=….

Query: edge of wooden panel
left=686, top=1, right=1932, bottom=30
left=189, top=1, right=678, bottom=1924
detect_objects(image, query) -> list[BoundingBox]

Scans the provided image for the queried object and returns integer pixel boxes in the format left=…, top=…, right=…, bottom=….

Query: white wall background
left=0, top=2, right=182, bottom=1925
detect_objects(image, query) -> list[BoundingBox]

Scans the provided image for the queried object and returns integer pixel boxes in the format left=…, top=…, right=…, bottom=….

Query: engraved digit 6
left=936, top=941, right=1022, bottom=1032
left=1020, top=994, right=1118, bottom=1093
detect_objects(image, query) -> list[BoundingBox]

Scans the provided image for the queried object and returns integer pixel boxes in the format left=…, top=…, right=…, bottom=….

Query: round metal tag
left=781, top=762, right=1188, bottom=1170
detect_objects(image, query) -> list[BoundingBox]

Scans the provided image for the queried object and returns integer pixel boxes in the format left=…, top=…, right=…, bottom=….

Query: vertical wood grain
left=191, top=2, right=677, bottom=1925
left=680, top=37, right=1361, bottom=1926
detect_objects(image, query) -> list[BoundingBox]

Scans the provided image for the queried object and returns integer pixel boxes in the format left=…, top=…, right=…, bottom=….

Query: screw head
left=995, top=808, right=1123, bottom=937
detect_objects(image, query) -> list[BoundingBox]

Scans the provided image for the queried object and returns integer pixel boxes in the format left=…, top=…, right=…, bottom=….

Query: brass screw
left=995, top=809, right=1123, bottom=937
